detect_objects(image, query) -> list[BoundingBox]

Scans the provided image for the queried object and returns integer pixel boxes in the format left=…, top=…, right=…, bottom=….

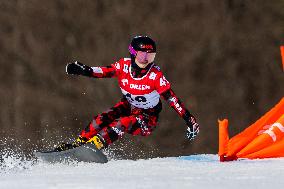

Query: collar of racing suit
left=131, top=61, right=153, bottom=78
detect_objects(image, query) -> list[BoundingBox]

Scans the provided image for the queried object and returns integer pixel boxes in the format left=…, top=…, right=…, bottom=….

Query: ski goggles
left=135, top=51, right=156, bottom=63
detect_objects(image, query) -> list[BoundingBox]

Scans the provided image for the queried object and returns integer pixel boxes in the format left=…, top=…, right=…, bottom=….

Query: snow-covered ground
left=1, top=153, right=284, bottom=189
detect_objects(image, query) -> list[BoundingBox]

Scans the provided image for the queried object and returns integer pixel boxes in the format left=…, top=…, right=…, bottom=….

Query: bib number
left=125, top=93, right=147, bottom=103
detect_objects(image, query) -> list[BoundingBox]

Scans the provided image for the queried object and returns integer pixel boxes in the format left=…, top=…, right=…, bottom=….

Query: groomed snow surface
left=1, top=153, right=284, bottom=189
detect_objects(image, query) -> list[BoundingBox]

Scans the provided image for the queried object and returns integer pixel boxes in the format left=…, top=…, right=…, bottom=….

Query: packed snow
left=1, top=151, right=284, bottom=189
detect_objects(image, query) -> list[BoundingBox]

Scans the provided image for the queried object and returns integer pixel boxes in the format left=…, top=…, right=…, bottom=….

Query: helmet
left=129, top=36, right=156, bottom=56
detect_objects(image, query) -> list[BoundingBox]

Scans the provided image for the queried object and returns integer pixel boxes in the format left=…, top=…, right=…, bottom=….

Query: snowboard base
left=34, top=143, right=108, bottom=163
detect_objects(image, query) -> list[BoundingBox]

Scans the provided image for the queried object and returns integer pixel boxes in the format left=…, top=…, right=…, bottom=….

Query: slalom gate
left=218, top=98, right=284, bottom=161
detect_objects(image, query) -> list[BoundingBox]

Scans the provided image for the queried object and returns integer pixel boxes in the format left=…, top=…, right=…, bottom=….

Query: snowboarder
left=56, top=36, right=200, bottom=151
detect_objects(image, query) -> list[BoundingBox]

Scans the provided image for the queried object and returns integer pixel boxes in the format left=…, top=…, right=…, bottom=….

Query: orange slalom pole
left=281, top=46, right=284, bottom=71
left=237, top=114, right=284, bottom=158
left=218, top=119, right=229, bottom=161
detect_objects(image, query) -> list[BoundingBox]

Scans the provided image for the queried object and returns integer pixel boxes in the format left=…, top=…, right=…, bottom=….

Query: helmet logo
left=140, top=44, right=153, bottom=50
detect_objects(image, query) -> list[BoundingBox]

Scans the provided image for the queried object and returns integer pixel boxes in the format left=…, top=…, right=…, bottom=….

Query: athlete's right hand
left=186, top=116, right=200, bottom=141
left=66, top=61, right=93, bottom=77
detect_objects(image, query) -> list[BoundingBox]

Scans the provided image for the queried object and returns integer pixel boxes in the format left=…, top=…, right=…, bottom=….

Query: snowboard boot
left=86, top=135, right=106, bottom=150
left=54, top=136, right=87, bottom=152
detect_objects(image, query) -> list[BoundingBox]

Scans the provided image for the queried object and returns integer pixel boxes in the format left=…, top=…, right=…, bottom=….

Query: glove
left=66, top=61, right=93, bottom=77
left=186, top=115, right=200, bottom=141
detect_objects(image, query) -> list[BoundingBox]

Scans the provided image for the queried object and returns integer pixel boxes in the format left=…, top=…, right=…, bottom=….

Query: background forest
left=0, top=0, right=283, bottom=159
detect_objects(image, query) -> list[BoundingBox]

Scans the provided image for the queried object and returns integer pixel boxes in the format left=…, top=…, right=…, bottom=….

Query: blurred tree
left=0, top=0, right=283, bottom=158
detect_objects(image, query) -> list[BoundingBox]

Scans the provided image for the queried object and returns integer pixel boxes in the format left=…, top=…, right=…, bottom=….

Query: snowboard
left=34, top=143, right=108, bottom=163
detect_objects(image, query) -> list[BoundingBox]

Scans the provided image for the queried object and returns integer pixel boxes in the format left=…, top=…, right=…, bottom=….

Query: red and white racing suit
left=79, top=58, right=192, bottom=147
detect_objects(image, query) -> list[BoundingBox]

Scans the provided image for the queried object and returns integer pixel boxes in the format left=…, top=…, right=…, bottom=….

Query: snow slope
left=1, top=153, right=284, bottom=189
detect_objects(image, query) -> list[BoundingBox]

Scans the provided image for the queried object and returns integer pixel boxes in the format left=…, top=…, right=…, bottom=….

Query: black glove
left=66, top=61, right=93, bottom=77
left=186, top=115, right=200, bottom=141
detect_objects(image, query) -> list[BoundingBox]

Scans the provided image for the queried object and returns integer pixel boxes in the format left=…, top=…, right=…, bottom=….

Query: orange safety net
left=218, top=98, right=284, bottom=161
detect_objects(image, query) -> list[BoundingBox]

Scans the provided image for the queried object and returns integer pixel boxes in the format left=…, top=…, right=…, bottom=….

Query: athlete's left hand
left=186, top=116, right=200, bottom=141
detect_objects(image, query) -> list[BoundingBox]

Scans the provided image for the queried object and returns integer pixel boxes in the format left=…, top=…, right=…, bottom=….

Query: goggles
left=135, top=51, right=156, bottom=63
